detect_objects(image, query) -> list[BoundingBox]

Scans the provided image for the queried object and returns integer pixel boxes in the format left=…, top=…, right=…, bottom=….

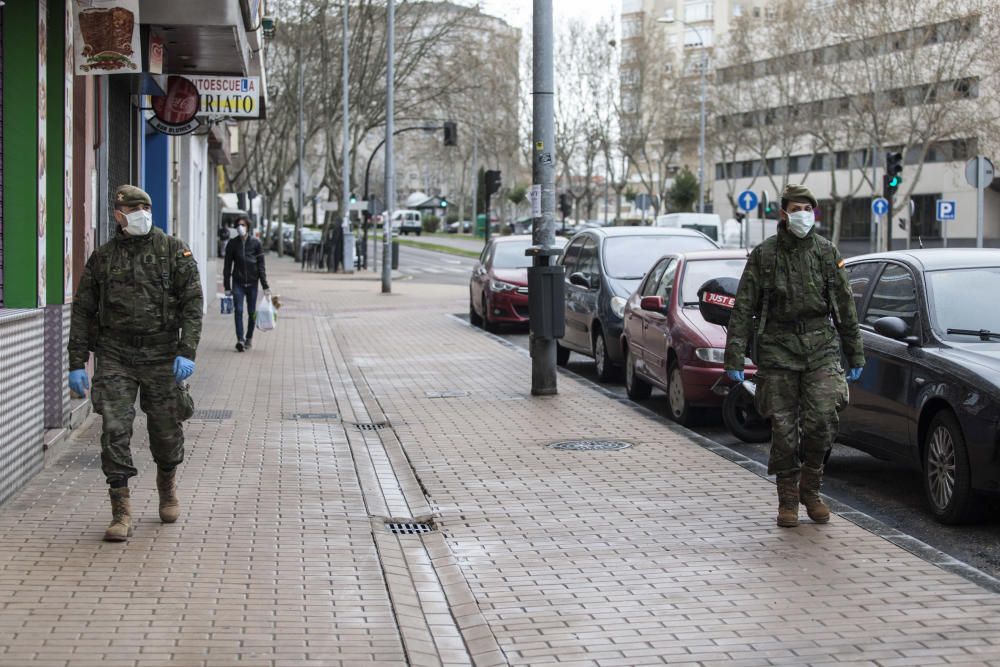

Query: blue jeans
left=232, top=283, right=259, bottom=342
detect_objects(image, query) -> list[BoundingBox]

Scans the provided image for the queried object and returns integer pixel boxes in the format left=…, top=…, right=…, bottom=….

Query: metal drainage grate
left=387, top=521, right=435, bottom=535
left=425, top=390, right=470, bottom=399
left=285, top=412, right=340, bottom=420
left=353, top=422, right=389, bottom=431
left=191, top=409, right=233, bottom=421
left=546, top=439, right=633, bottom=452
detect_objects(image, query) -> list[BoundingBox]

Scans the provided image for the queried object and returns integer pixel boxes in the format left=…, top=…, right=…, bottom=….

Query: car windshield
left=492, top=238, right=566, bottom=269
left=926, top=266, right=1000, bottom=342
left=603, top=235, right=718, bottom=279
left=680, top=258, right=747, bottom=304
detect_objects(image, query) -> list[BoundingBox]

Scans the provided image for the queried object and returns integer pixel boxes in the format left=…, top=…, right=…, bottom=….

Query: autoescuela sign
left=184, top=76, right=261, bottom=118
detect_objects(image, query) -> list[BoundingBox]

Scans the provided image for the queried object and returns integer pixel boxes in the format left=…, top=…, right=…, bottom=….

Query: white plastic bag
left=256, top=293, right=276, bottom=332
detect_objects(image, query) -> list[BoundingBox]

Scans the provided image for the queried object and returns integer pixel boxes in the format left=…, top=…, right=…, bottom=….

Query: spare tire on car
left=697, top=277, right=740, bottom=328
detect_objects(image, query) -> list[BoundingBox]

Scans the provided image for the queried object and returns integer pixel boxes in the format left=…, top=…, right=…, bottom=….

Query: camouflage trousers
left=91, top=354, right=188, bottom=485
left=754, top=365, right=849, bottom=477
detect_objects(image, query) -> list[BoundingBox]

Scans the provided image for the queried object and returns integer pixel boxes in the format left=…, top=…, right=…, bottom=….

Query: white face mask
left=238, top=225, right=247, bottom=237
left=123, top=209, right=153, bottom=236
left=786, top=210, right=815, bottom=238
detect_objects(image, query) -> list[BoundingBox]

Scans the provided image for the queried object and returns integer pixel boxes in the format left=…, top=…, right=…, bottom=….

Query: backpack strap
left=154, top=232, right=175, bottom=329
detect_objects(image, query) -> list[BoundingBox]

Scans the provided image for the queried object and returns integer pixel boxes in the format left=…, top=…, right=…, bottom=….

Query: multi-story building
left=711, top=1, right=999, bottom=252
left=619, top=0, right=776, bottom=214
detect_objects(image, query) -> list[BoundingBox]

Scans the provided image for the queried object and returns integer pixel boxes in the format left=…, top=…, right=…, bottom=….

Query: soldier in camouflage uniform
left=724, top=184, right=864, bottom=528
left=68, top=185, right=203, bottom=542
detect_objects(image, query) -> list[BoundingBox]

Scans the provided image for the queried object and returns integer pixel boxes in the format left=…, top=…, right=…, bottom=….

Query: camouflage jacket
left=724, top=227, right=864, bottom=372
left=68, top=227, right=203, bottom=369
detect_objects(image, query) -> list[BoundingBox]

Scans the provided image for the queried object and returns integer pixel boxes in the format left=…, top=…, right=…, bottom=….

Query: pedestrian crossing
left=400, top=265, right=470, bottom=275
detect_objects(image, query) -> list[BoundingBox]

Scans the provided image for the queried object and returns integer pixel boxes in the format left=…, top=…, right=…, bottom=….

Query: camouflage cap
left=781, top=183, right=818, bottom=208
left=114, top=184, right=152, bottom=208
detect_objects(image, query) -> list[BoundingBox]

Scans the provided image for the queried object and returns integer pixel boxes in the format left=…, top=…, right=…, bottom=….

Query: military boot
left=775, top=475, right=800, bottom=528
left=799, top=466, right=831, bottom=523
left=156, top=468, right=180, bottom=523
left=104, top=487, right=133, bottom=542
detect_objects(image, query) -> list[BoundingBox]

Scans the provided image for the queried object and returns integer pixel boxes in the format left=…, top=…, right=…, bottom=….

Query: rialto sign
left=185, top=76, right=261, bottom=119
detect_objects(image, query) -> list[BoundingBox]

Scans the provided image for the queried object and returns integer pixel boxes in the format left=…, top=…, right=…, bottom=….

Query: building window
left=733, top=4, right=742, bottom=17
left=684, top=1, right=712, bottom=23
left=684, top=28, right=712, bottom=48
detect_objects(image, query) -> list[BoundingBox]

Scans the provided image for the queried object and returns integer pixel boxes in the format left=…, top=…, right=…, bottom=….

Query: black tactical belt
left=103, top=329, right=178, bottom=347
left=769, top=317, right=832, bottom=334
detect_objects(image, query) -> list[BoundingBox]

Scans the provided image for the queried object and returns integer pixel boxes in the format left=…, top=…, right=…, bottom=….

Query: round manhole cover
left=546, top=440, right=633, bottom=451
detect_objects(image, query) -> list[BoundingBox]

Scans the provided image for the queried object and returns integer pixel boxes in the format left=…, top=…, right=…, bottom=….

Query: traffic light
left=485, top=169, right=502, bottom=196
left=440, top=196, right=448, bottom=209
left=349, top=192, right=356, bottom=204
left=443, top=121, right=458, bottom=146
left=884, top=151, right=903, bottom=199
left=558, top=193, right=572, bottom=219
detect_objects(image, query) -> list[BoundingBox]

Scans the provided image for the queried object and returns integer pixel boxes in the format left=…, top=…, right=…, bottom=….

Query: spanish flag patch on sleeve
left=837, top=259, right=845, bottom=268
left=183, top=250, right=192, bottom=257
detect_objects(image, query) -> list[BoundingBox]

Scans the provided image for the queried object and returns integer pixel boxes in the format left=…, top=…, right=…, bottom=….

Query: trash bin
left=391, top=240, right=400, bottom=270
left=474, top=213, right=487, bottom=239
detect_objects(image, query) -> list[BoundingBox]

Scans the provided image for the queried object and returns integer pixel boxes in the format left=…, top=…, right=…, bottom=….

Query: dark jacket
left=69, top=227, right=204, bottom=368
left=724, top=225, right=864, bottom=372
left=224, top=235, right=269, bottom=291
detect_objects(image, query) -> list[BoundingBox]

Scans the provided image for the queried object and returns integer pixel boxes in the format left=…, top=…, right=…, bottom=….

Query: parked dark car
left=840, top=249, right=1000, bottom=524
left=620, top=250, right=757, bottom=425
left=469, top=235, right=568, bottom=331
left=556, top=227, right=720, bottom=380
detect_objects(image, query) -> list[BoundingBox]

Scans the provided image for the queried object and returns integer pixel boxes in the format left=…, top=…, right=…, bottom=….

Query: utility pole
left=471, top=133, right=478, bottom=237
left=296, top=46, right=304, bottom=261
left=528, top=0, right=561, bottom=396
left=341, top=2, right=353, bottom=272
left=381, top=0, right=395, bottom=293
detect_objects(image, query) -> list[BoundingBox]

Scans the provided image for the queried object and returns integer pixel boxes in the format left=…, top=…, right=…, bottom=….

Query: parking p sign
left=936, top=200, right=956, bottom=222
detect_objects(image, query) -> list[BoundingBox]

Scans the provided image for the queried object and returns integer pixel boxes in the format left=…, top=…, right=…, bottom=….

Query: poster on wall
left=72, top=0, right=140, bottom=75
left=38, top=0, right=48, bottom=307
left=64, top=0, right=75, bottom=303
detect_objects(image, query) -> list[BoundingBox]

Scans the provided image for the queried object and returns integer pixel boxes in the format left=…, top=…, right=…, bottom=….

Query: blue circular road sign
left=872, top=198, right=889, bottom=216
left=738, top=190, right=759, bottom=212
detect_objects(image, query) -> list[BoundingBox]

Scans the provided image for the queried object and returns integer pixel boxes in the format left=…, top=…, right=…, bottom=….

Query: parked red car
left=621, top=249, right=756, bottom=424
left=469, top=235, right=567, bottom=331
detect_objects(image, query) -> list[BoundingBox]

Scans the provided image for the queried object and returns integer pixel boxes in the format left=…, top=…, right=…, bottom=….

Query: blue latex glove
left=173, top=356, right=195, bottom=383
left=69, top=369, right=90, bottom=397
left=725, top=370, right=745, bottom=382
left=846, top=367, right=863, bottom=382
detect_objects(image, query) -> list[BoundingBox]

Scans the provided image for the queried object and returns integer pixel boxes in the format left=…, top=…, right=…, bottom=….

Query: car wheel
left=416, top=230, right=422, bottom=236
left=593, top=330, right=616, bottom=382
left=556, top=342, right=570, bottom=367
left=469, top=296, right=482, bottom=327
left=666, top=359, right=692, bottom=425
left=722, top=384, right=770, bottom=443
left=483, top=296, right=499, bottom=333
left=625, top=347, right=652, bottom=400
left=923, top=411, right=981, bottom=524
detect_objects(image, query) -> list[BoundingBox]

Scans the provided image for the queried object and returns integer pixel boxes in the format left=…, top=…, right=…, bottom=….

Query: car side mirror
left=873, top=316, right=919, bottom=345
left=640, top=296, right=666, bottom=313
left=569, top=272, right=592, bottom=289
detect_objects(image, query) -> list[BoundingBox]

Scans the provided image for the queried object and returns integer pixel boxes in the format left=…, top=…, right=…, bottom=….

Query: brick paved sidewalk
left=0, top=256, right=999, bottom=667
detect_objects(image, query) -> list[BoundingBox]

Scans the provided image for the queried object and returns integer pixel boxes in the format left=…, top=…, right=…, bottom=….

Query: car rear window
left=493, top=238, right=567, bottom=269
left=927, top=266, right=1000, bottom=341
left=603, top=235, right=718, bottom=279
left=680, top=258, right=747, bottom=304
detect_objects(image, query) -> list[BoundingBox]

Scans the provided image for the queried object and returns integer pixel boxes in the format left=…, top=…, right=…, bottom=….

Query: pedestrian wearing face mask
left=223, top=216, right=271, bottom=352
left=67, top=184, right=203, bottom=542
left=723, top=184, right=864, bottom=528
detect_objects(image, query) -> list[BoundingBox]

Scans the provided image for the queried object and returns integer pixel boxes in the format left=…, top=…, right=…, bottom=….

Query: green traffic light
left=889, top=176, right=901, bottom=188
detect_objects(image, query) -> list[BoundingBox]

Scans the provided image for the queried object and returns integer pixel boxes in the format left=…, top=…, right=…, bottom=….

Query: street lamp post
left=657, top=15, right=707, bottom=214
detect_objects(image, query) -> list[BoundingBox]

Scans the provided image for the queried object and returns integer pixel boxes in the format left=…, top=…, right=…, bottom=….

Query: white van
left=391, top=209, right=424, bottom=235
left=653, top=213, right=725, bottom=245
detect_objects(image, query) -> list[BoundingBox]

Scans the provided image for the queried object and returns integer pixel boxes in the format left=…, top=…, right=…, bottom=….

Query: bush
left=422, top=214, right=440, bottom=233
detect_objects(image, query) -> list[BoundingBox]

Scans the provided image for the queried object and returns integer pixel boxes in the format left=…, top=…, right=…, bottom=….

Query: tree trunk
left=832, top=198, right=844, bottom=246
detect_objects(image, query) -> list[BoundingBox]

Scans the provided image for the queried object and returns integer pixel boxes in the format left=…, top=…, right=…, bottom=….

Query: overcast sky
left=475, top=0, right=617, bottom=32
